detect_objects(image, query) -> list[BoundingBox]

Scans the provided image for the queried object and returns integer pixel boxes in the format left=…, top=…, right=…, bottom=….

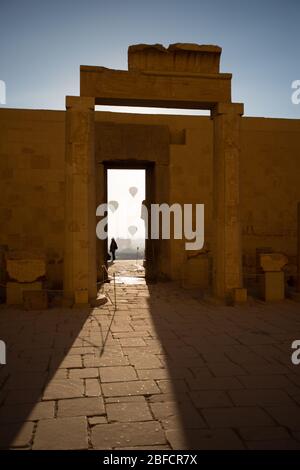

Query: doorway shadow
left=0, top=306, right=93, bottom=448
left=139, top=281, right=246, bottom=449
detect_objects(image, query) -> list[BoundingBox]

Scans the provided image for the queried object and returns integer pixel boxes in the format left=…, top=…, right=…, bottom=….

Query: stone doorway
left=64, top=43, right=246, bottom=305
left=99, top=161, right=157, bottom=284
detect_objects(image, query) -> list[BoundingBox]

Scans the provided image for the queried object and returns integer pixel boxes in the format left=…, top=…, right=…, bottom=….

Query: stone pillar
left=212, top=102, right=245, bottom=300
left=63, top=96, right=97, bottom=306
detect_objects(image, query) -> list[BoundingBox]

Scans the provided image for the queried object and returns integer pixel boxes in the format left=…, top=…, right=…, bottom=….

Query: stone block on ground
left=6, top=281, right=42, bottom=305
left=260, top=271, right=285, bottom=301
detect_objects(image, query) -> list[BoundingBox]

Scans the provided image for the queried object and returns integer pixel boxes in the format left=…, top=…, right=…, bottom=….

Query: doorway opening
left=106, top=168, right=146, bottom=284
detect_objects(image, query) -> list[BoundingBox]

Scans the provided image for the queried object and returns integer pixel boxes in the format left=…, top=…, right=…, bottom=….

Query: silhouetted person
left=110, top=238, right=118, bottom=261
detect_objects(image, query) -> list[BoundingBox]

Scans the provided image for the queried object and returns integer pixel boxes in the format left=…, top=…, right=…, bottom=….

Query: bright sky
left=0, top=0, right=300, bottom=118
left=107, top=170, right=145, bottom=242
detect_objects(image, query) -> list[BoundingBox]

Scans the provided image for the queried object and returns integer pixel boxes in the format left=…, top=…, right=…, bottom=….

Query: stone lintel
left=80, top=66, right=232, bottom=108
left=212, top=102, right=244, bottom=117
left=66, top=95, right=95, bottom=111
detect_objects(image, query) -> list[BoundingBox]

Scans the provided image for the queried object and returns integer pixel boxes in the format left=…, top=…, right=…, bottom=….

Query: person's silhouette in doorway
left=109, top=238, right=118, bottom=261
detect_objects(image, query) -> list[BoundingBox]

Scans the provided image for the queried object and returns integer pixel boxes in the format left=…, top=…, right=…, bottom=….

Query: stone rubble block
left=260, top=253, right=288, bottom=272
left=6, top=281, right=42, bottom=305
left=6, top=250, right=46, bottom=282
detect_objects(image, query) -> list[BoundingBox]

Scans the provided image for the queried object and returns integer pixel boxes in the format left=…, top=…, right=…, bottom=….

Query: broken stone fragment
left=260, top=253, right=288, bottom=272
left=128, top=43, right=222, bottom=74
left=6, top=250, right=46, bottom=282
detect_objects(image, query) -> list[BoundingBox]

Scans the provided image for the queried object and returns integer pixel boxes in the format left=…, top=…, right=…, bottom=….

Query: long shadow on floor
left=142, top=283, right=300, bottom=449
left=0, top=306, right=91, bottom=448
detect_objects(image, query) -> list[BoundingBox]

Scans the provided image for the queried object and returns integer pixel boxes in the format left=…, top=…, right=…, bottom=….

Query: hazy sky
left=0, top=0, right=299, bottom=118
left=107, top=170, right=145, bottom=242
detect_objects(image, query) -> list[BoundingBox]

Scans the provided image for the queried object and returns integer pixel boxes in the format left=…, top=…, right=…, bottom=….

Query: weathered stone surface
left=0, top=402, right=54, bottom=423
left=260, top=253, right=288, bottom=272
left=43, top=379, right=84, bottom=400
left=69, top=368, right=98, bottom=379
left=127, top=352, right=162, bottom=369
left=6, top=251, right=45, bottom=282
left=0, top=422, right=34, bottom=449
left=260, top=271, right=285, bottom=301
left=86, top=378, right=102, bottom=396
left=102, top=380, right=160, bottom=397
left=91, top=421, right=166, bottom=448
left=63, top=96, right=96, bottom=306
left=1, top=33, right=300, bottom=304
left=212, top=102, right=244, bottom=298
left=89, top=416, right=107, bottom=425
left=128, top=43, right=222, bottom=74
left=1, top=276, right=300, bottom=451
left=106, top=401, right=152, bottom=423
left=80, top=64, right=231, bottom=108
left=105, top=396, right=147, bottom=404
left=33, top=417, right=88, bottom=450
left=57, top=397, right=105, bottom=417
left=99, top=366, right=137, bottom=383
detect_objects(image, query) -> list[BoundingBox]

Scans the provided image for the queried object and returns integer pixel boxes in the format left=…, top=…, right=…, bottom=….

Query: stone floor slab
left=43, top=379, right=84, bottom=400
left=33, top=417, right=88, bottom=450
left=99, top=366, right=137, bottom=383
left=91, top=421, right=166, bottom=448
left=57, top=397, right=105, bottom=417
left=106, top=401, right=152, bottom=422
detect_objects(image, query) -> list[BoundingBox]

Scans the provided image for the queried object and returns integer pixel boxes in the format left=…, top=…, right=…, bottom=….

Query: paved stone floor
left=108, top=259, right=145, bottom=279
left=1, top=279, right=300, bottom=450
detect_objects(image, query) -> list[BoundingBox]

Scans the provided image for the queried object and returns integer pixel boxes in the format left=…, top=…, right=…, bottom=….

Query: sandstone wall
left=240, top=117, right=300, bottom=278
left=1, top=107, right=299, bottom=287
left=0, top=109, right=65, bottom=287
